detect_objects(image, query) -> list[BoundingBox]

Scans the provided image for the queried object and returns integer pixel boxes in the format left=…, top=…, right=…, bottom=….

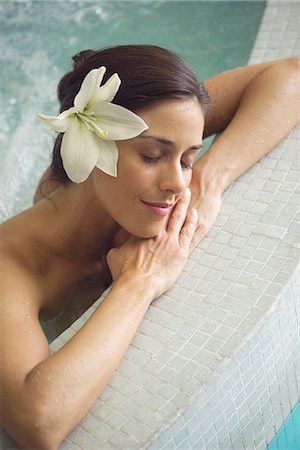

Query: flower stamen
left=38, top=66, right=148, bottom=182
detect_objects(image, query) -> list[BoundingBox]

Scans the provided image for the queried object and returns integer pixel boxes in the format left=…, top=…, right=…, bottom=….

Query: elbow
left=287, top=57, right=300, bottom=116
left=4, top=405, right=63, bottom=450
left=25, top=415, right=62, bottom=450
left=273, top=57, right=300, bottom=116
left=283, top=56, right=300, bottom=87
left=286, top=56, right=300, bottom=71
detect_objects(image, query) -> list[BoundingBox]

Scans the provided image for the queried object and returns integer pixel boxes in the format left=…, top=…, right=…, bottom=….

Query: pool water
left=1, top=0, right=265, bottom=342
left=0, top=0, right=265, bottom=221
left=2, top=2, right=298, bottom=449
left=1, top=0, right=266, bottom=335
left=267, top=401, right=300, bottom=450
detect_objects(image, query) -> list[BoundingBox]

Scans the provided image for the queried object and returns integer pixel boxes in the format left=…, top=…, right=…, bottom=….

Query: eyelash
left=142, top=155, right=161, bottom=164
left=142, top=155, right=192, bottom=170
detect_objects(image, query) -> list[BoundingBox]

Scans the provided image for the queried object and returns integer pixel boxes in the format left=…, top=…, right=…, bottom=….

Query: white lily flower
left=38, top=66, right=148, bottom=183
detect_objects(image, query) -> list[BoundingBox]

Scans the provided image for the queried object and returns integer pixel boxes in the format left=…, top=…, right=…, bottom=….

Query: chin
left=132, top=229, right=161, bottom=239
left=129, top=222, right=165, bottom=239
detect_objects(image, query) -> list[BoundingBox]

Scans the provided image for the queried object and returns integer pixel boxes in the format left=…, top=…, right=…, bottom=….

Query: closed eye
left=142, top=155, right=162, bottom=164
left=182, top=161, right=193, bottom=170
left=142, top=154, right=193, bottom=170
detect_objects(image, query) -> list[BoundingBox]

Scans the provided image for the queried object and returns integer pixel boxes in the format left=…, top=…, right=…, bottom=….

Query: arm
left=1, top=269, right=152, bottom=449
left=1, top=191, right=197, bottom=449
left=190, top=57, right=300, bottom=244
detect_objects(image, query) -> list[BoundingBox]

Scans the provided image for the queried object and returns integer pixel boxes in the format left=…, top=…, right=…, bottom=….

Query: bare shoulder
left=0, top=248, right=50, bottom=414
left=1, top=245, right=44, bottom=310
left=0, top=245, right=47, bottom=338
left=0, top=244, right=49, bottom=369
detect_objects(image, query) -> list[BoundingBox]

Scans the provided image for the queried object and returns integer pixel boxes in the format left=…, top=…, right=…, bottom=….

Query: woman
left=1, top=45, right=299, bottom=449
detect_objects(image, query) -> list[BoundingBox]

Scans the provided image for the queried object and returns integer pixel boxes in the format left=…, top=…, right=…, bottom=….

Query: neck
left=36, top=179, right=120, bottom=263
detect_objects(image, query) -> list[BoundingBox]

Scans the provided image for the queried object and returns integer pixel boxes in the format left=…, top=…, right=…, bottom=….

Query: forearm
left=196, top=58, right=300, bottom=194
left=6, top=187, right=195, bottom=449
left=16, top=276, right=152, bottom=448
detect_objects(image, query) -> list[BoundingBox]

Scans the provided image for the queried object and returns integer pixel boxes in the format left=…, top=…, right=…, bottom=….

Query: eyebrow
left=138, top=134, right=203, bottom=152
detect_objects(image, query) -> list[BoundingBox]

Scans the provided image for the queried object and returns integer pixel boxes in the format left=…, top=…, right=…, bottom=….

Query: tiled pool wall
left=148, top=268, right=300, bottom=450
left=1, top=1, right=299, bottom=449
left=149, top=3, right=300, bottom=448
left=149, top=4, right=300, bottom=448
left=267, top=400, right=300, bottom=449
left=58, top=3, right=299, bottom=448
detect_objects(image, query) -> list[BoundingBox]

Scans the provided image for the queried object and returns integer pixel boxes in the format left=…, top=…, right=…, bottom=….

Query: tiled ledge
left=148, top=268, right=299, bottom=450
left=1, top=2, right=299, bottom=449
left=55, top=122, right=299, bottom=449
left=57, top=3, right=299, bottom=448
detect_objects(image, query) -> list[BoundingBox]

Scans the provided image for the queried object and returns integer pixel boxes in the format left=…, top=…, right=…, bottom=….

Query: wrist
left=193, top=150, right=229, bottom=197
left=111, top=271, right=155, bottom=307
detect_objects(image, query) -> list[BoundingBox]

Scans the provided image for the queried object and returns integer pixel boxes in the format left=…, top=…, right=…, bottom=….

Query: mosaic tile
left=3, top=2, right=299, bottom=449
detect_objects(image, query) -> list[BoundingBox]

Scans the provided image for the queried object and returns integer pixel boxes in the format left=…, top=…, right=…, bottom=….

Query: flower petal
left=90, top=73, right=121, bottom=105
left=95, top=139, right=119, bottom=177
left=37, top=108, right=76, bottom=132
left=60, top=119, right=100, bottom=183
left=74, top=67, right=106, bottom=113
left=90, top=102, right=148, bottom=140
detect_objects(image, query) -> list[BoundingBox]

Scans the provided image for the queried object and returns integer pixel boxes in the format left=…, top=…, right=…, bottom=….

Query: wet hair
left=50, top=45, right=210, bottom=183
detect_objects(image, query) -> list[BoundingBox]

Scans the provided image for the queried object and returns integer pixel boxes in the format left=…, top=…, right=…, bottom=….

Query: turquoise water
left=3, top=2, right=298, bottom=449
left=267, top=401, right=300, bottom=450
left=1, top=4, right=299, bottom=450
left=0, top=1, right=265, bottom=341
left=0, top=0, right=265, bottom=220
left=1, top=0, right=265, bottom=336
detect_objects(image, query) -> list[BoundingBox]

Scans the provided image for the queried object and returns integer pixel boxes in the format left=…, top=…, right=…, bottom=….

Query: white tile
left=45, top=5, right=300, bottom=449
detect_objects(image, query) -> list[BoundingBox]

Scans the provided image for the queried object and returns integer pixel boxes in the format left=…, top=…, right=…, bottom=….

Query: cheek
left=117, top=161, right=153, bottom=195
left=100, top=171, right=146, bottom=219
left=108, top=175, right=166, bottom=237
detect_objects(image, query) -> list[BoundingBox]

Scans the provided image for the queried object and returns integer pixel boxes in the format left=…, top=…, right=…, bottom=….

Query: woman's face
left=92, top=98, right=205, bottom=238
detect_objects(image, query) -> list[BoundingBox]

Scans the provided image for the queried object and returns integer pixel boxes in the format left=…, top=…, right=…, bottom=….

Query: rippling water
left=0, top=1, right=265, bottom=221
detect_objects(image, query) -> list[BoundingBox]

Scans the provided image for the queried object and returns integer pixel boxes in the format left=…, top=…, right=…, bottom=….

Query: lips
left=141, top=200, right=174, bottom=217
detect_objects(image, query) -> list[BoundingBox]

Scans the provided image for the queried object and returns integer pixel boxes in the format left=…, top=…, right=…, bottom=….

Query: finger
left=189, top=221, right=207, bottom=249
left=190, top=229, right=203, bottom=251
left=179, top=208, right=198, bottom=248
left=167, top=188, right=191, bottom=236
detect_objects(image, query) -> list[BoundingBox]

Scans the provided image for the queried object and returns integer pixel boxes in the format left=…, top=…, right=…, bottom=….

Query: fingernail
left=191, top=208, right=197, bottom=217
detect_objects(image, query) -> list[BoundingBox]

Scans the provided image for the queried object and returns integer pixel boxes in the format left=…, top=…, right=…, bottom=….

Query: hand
left=106, top=188, right=198, bottom=300
left=189, top=165, right=222, bottom=249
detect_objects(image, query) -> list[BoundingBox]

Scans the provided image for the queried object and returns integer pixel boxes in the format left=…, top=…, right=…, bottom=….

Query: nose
left=159, top=161, right=187, bottom=195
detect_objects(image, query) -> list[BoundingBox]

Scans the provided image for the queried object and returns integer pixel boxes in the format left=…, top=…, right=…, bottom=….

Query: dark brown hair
left=50, top=45, right=210, bottom=183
